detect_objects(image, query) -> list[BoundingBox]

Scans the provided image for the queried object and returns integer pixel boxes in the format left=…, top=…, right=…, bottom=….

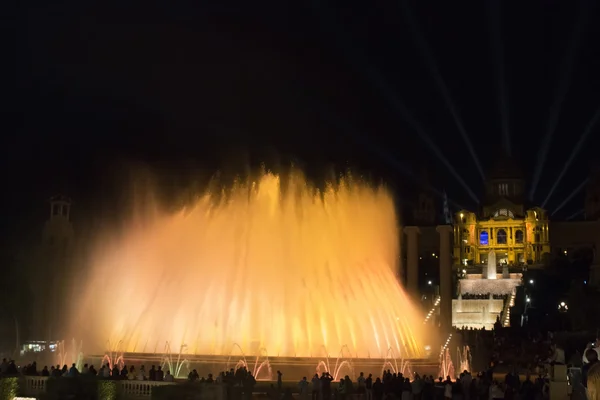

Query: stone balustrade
left=118, top=379, right=177, bottom=397
left=23, top=375, right=47, bottom=396
left=14, top=376, right=224, bottom=399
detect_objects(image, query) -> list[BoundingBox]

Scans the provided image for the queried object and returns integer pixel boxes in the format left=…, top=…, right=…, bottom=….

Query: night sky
left=6, top=0, right=600, bottom=246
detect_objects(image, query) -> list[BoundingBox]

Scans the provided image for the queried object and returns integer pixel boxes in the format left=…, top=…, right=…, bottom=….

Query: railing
left=19, top=376, right=223, bottom=399
left=23, top=375, right=47, bottom=396
left=120, top=380, right=176, bottom=397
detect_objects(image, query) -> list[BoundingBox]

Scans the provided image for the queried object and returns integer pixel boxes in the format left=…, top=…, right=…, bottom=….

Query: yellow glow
left=69, top=170, right=426, bottom=359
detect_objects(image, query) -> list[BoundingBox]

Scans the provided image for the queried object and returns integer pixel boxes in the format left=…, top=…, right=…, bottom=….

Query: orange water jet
left=69, top=170, right=426, bottom=359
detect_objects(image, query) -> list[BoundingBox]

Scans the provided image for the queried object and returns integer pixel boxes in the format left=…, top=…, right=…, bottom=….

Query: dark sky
left=5, top=0, right=600, bottom=243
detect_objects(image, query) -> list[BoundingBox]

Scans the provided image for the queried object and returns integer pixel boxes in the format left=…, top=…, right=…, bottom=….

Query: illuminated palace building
left=406, top=158, right=600, bottom=330
left=453, top=161, right=550, bottom=267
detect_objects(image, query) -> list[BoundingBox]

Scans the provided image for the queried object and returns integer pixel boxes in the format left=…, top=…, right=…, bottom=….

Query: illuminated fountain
left=102, top=340, right=125, bottom=371
left=55, top=339, right=84, bottom=370
left=226, top=343, right=272, bottom=380
left=315, top=345, right=354, bottom=380
left=438, top=347, right=455, bottom=380
left=456, top=346, right=472, bottom=374
left=381, top=348, right=412, bottom=379
left=486, top=251, right=497, bottom=279
left=161, top=342, right=190, bottom=378
left=68, top=169, right=431, bottom=377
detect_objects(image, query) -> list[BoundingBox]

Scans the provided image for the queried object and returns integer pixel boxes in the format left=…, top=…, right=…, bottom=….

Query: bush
left=97, top=380, right=120, bottom=400
left=0, top=377, right=19, bottom=400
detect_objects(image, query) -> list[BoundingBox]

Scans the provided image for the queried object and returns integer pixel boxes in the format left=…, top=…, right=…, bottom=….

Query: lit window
left=480, top=231, right=489, bottom=245
left=515, top=230, right=524, bottom=244
left=497, top=229, right=507, bottom=244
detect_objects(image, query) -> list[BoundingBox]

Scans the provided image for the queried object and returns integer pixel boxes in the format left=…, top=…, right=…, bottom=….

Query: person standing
left=320, top=372, right=333, bottom=400
left=299, top=377, right=310, bottom=400
left=312, top=374, right=321, bottom=400
left=365, top=374, right=373, bottom=400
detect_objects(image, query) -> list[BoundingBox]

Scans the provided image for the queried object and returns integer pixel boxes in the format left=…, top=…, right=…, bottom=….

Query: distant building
left=453, top=156, right=550, bottom=266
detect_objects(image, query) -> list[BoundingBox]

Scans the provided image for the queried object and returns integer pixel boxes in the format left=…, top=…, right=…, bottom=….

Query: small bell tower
left=49, top=195, right=71, bottom=221
left=42, top=195, right=74, bottom=250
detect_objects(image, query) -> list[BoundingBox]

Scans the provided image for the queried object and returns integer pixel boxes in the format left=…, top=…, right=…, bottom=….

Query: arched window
left=480, top=231, right=489, bottom=245
left=497, top=229, right=507, bottom=244
left=515, top=230, right=524, bottom=244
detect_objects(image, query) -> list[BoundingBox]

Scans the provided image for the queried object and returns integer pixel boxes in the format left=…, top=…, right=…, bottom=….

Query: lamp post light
left=558, top=301, right=568, bottom=313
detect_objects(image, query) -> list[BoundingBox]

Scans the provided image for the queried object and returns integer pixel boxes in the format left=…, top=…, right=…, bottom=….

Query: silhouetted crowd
left=0, top=358, right=176, bottom=382
left=3, top=349, right=599, bottom=400
left=460, top=293, right=509, bottom=300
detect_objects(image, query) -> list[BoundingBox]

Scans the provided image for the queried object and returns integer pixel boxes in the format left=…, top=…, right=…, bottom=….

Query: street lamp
left=558, top=301, right=568, bottom=312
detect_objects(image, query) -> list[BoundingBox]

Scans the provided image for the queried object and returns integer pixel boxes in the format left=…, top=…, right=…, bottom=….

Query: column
left=437, top=225, right=453, bottom=332
left=403, top=226, right=420, bottom=298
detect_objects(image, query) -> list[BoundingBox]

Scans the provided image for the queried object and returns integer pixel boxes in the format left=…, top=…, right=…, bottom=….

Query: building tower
left=33, top=195, right=75, bottom=340
left=482, top=153, right=526, bottom=218
left=413, top=169, right=436, bottom=225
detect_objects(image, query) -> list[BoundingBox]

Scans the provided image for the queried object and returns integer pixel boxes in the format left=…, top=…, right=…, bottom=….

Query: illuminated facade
left=452, top=158, right=551, bottom=267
